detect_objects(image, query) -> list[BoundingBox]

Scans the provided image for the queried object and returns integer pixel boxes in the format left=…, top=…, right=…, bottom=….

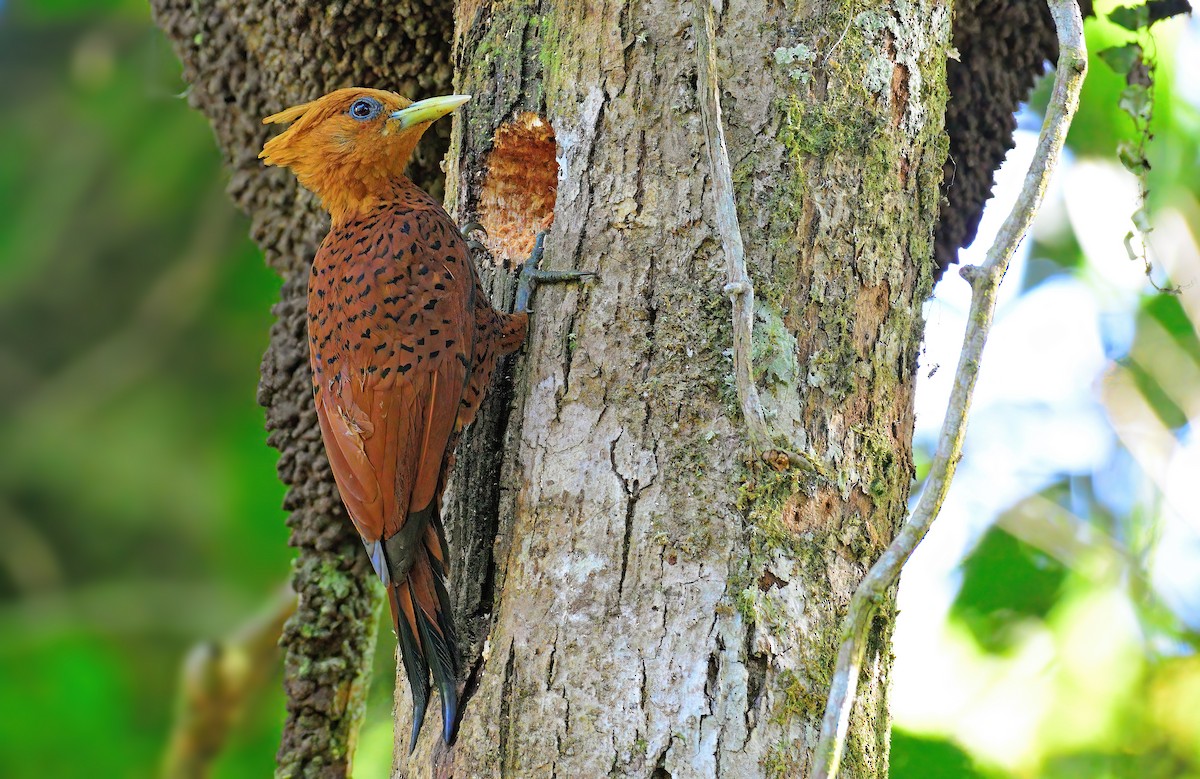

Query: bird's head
left=259, top=87, right=469, bottom=221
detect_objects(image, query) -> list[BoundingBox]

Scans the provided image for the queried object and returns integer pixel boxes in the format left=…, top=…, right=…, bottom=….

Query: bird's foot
left=515, top=231, right=595, bottom=313
left=459, top=221, right=488, bottom=254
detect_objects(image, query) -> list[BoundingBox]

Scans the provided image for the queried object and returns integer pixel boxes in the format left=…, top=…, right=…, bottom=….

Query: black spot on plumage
left=430, top=350, right=440, bottom=359
left=357, top=285, right=372, bottom=298
left=398, top=363, right=412, bottom=374
left=424, top=299, right=437, bottom=310
left=446, top=339, right=456, bottom=348
left=384, top=296, right=401, bottom=304
left=401, top=222, right=411, bottom=234
left=385, top=312, right=402, bottom=322
left=387, top=275, right=404, bottom=285
left=355, top=272, right=365, bottom=284
left=317, top=289, right=326, bottom=298
left=361, top=328, right=372, bottom=339
left=417, top=337, right=425, bottom=346
left=380, top=367, right=391, bottom=379
left=325, top=355, right=338, bottom=365
left=409, top=313, right=418, bottom=325
left=434, top=283, right=446, bottom=291
left=417, top=265, right=429, bottom=276
left=347, top=314, right=359, bottom=324
left=365, top=304, right=378, bottom=317
left=367, top=365, right=378, bottom=374
left=400, top=344, right=414, bottom=353
left=374, top=343, right=387, bottom=353
left=430, top=240, right=441, bottom=250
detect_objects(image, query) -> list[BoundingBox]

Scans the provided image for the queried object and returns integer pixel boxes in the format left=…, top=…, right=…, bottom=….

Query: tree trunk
left=411, top=2, right=949, bottom=776
left=146, top=0, right=1076, bottom=777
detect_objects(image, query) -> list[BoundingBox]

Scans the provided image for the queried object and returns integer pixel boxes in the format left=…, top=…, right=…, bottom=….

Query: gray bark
left=407, top=2, right=950, bottom=776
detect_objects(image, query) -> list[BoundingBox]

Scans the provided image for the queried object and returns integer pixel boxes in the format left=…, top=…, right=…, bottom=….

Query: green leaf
left=1131, top=205, right=1154, bottom=234
left=890, top=730, right=992, bottom=779
left=1109, top=5, right=1151, bottom=30
left=1119, top=84, right=1153, bottom=122
left=951, top=526, right=1069, bottom=653
left=1125, top=230, right=1140, bottom=261
left=1098, top=43, right=1143, bottom=75
left=1118, top=141, right=1151, bottom=174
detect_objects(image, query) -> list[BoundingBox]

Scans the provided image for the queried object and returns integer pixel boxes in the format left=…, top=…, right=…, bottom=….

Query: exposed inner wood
left=477, top=113, right=558, bottom=267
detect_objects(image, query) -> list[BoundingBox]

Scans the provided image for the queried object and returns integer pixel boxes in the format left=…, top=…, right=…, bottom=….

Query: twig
left=810, top=3, right=1087, bottom=777
left=691, top=0, right=774, bottom=450
left=161, top=585, right=298, bottom=779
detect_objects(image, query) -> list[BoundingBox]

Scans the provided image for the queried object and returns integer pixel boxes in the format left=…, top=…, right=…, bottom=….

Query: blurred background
left=0, top=0, right=1195, bottom=777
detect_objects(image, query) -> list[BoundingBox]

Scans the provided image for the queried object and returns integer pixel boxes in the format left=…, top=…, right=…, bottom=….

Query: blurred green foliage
left=894, top=4, right=1200, bottom=778
left=0, top=1, right=293, bottom=776
left=950, top=528, right=1070, bottom=654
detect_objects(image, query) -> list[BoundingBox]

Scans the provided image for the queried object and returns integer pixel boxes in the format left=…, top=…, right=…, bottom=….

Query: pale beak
left=389, top=94, right=471, bottom=130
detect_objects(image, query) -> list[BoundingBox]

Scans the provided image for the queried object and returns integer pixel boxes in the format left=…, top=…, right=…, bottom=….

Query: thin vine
left=1097, top=0, right=1191, bottom=292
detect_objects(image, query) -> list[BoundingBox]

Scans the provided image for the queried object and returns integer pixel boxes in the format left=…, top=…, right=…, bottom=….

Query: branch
left=162, top=585, right=298, bottom=779
left=691, top=0, right=774, bottom=451
left=811, top=3, right=1087, bottom=777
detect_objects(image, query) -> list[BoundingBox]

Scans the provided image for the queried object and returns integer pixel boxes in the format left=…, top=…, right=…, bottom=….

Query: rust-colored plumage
left=260, top=88, right=528, bottom=748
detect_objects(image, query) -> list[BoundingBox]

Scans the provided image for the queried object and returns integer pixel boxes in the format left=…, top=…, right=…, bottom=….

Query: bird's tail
left=386, top=516, right=460, bottom=752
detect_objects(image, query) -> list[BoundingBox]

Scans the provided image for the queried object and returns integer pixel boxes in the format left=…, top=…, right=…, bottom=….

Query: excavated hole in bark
left=477, top=112, right=558, bottom=268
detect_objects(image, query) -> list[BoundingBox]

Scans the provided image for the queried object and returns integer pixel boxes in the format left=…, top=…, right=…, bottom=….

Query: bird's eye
left=349, top=97, right=382, bottom=121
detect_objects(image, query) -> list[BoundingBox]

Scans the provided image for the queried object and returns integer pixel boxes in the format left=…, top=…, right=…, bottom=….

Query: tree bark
left=145, top=1, right=1078, bottom=777
left=411, top=2, right=949, bottom=776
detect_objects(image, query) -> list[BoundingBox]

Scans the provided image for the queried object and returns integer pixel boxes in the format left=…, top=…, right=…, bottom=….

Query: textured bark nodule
left=936, top=0, right=1093, bottom=274
left=412, top=2, right=950, bottom=776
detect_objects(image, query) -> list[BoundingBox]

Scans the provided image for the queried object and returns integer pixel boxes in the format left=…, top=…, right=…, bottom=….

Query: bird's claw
left=514, top=231, right=595, bottom=313
left=459, top=221, right=488, bottom=254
